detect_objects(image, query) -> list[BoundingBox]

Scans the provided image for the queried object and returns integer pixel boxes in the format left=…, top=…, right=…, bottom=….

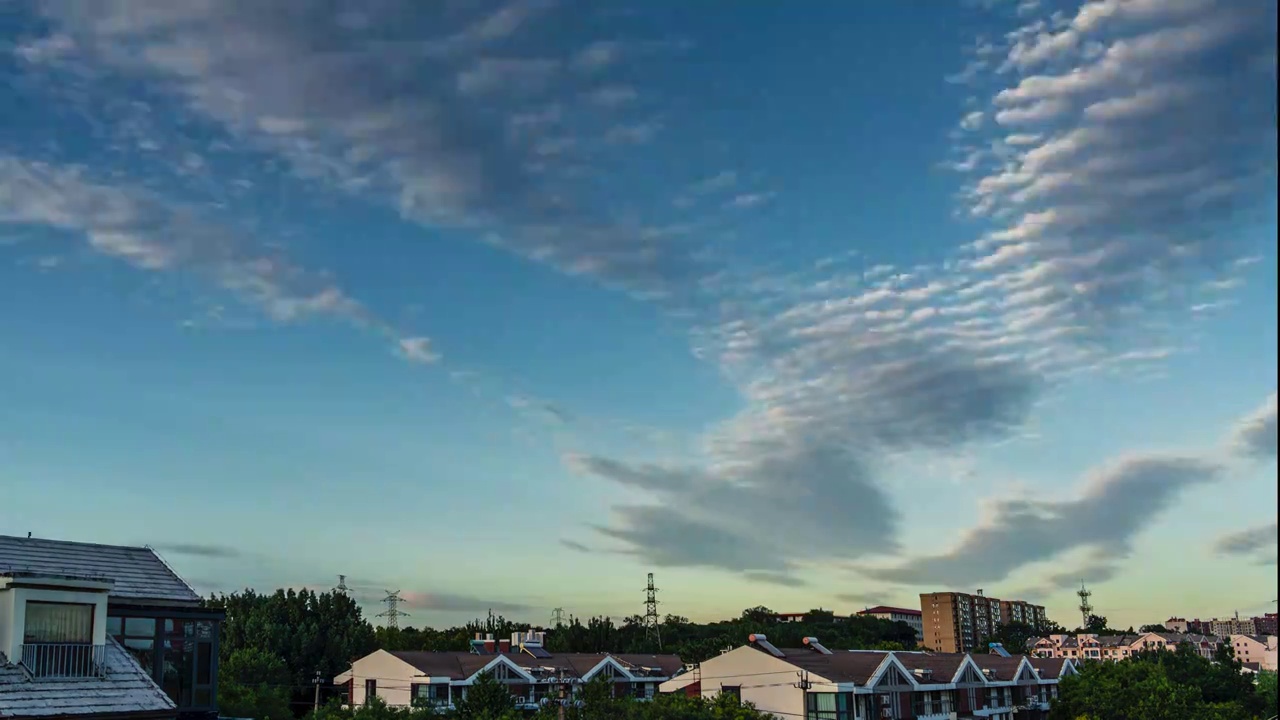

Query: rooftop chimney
left=484, top=638, right=496, bottom=653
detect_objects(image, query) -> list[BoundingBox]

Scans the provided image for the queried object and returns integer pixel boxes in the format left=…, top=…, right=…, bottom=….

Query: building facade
left=0, top=535, right=222, bottom=720
left=659, top=633, right=1076, bottom=720
left=856, top=607, right=923, bottom=641
left=1030, top=632, right=1219, bottom=662
left=919, top=591, right=1047, bottom=654
left=1230, top=634, right=1278, bottom=672
left=1211, top=617, right=1258, bottom=637
left=335, top=631, right=682, bottom=710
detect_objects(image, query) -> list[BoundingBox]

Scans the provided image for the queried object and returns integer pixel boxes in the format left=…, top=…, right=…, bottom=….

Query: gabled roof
left=0, top=536, right=199, bottom=604
left=748, top=647, right=891, bottom=685
left=0, top=637, right=176, bottom=718
left=1028, top=657, right=1069, bottom=679
left=381, top=651, right=683, bottom=682
left=858, top=606, right=922, bottom=617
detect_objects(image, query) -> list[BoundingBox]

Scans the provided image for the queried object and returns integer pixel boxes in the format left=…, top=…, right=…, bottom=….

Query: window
left=805, top=692, right=852, bottom=719
left=365, top=679, right=377, bottom=704
left=109, top=613, right=218, bottom=710
left=722, top=685, right=741, bottom=700
left=23, top=602, right=93, bottom=644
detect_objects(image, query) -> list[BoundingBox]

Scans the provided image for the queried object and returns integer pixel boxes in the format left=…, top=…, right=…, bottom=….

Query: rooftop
left=0, top=638, right=176, bottom=718
left=0, top=536, right=200, bottom=604
left=390, top=650, right=683, bottom=681
left=858, top=606, right=922, bottom=617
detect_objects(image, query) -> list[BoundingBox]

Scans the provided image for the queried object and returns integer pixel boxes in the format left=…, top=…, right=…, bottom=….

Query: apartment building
left=336, top=631, right=682, bottom=709
left=1230, top=634, right=1278, bottom=672
left=1256, top=614, right=1278, bottom=636
left=1165, top=617, right=1212, bottom=634
left=856, top=607, right=923, bottom=640
left=659, top=633, right=1076, bottom=720
left=1211, top=617, right=1258, bottom=637
left=1031, top=632, right=1220, bottom=662
left=919, top=591, right=1047, bottom=654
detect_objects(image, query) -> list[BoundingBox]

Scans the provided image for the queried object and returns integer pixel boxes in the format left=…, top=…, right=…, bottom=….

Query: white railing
left=19, top=643, right=107, bottom=679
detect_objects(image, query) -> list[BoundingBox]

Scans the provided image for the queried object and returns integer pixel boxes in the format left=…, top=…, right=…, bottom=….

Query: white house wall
left=694, top=646, right=812, bottom=720
left=0, top=586, right=110, bottom=662
left=347, top=650, right=423, bottom=707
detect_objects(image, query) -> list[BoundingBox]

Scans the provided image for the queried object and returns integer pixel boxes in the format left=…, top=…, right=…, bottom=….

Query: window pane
left=165, top=619, right=187, bottom=637
left=193, top=688, right=211, bottom=706
left=125, top=617, right=156, bottom=637
left=106, top=616, right=123, bottom=636
left=162, top=639, right=193, bottom=706
left=196, top=641, right=213, bottom=685
left=124, top=638, right=155, bottom=676
left=24, top=602, right=93, bottom=643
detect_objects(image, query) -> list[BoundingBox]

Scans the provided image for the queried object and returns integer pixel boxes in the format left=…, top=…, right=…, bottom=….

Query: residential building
left=0, top=535, right=223, bottom=720
left=855, top=607, right=923, bottom=641
left=1164, top=617, right=1211, bottom=634
left=658, top=633, right=1075, bottom=720
left=1255, top=614, right=1278, bottom=636
left=919, top=590, right=1047, bottom=653
left=1211, top=617, right=1258, bottom=637
left=1229, top=635, right=1278, bottom=672
left=1030, top=632, right=1219, bottom=662
left=335, top=631, right=682, bottom=710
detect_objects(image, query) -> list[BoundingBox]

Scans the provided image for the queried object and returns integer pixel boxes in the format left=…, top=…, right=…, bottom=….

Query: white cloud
left=398, top=336, right=440, bottom=365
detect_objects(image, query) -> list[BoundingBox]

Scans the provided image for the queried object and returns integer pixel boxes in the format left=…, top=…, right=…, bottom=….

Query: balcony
left=19, top=643, right=107, bottom=679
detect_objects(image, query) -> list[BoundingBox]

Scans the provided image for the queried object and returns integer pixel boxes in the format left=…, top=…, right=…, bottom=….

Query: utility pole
left=643, top=572, right=662, bottom=650
left=312, top=671, right=323, bottom=712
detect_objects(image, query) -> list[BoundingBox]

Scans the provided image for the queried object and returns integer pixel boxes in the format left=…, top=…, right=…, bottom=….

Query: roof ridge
left=0, top=535, right=150, bottom=552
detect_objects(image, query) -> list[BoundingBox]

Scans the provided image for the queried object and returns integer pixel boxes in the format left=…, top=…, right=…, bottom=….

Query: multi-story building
left=1, top=534, right=223, bottom=720
left=337, top=631, right=683, bottom=709
left=1255, top=614, right=1278, bottom=636
left=659, top=633, right=1076, bottom=720
left=1031, top=632, right=1219, bottom=662
left=1230, top=634, right=1278, bottom=672
left=1210, top=617, right=1257, bottom=637
left=856, top=606, right=923, bottom=640
left=1164, top=617, right=1212, bottom=634
left=919, top=590, right=1047, bottom=654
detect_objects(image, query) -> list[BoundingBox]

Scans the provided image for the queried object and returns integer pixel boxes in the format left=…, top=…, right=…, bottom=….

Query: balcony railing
left=19, top=643, right=107, bottom=679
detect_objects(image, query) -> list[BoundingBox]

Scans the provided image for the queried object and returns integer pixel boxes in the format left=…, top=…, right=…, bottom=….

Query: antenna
left=550, top=607, right=566, bottom=627
left=643, top=573, right=662, bottom=650
left=336, top=575, right=349, bottom=595
left=1077, top=581, right=1093, bottom=629
left=377, top=590, right=409, bottom=629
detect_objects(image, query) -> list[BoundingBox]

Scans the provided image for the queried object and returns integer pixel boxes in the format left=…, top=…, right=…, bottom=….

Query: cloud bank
left=1229, top=392, right=1278, bottom=460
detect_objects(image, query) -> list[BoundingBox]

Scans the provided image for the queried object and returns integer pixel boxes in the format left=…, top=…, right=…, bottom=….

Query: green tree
left=450, top=671, right=518, bottom=720
left=1081, top=614, right=1112, bottom=634
left=989, top=620, right=1039, bottom=654
left=1140, top=624, right=1169, bottom=633
left=218, top=647, right=295, bottom=720
left=1255, top=670, right=1277, bottom=714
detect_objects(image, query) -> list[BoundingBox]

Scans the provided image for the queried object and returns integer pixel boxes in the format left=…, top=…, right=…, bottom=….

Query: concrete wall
left=694, top=646, right=809, bottom=720
left=0, top=585, right=109, bottom=662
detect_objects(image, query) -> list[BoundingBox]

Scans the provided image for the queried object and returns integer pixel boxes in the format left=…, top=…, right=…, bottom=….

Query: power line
left=377, top=589, right=409, bottom=629
left=643, top=572, right=661, bottom=650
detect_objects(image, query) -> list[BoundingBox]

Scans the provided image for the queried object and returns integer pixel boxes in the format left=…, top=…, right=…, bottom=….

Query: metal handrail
left=19, top=643, right=107, bottom=679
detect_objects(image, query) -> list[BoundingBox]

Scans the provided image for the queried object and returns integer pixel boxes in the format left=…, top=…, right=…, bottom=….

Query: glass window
left=805, top=693, right=852, bottom=720
left=24, top=602, right=93, bottom=644
left=196, top=641, right=213, bottom=685
left=165, top=618, right=187, bottom=637
left=106, top=616, right=123, bottom=636
left=124, top=638, right=155, bottom=676
left=125, top=617, right=156, bottom=637
left=163, top=638, right=193, bottom=705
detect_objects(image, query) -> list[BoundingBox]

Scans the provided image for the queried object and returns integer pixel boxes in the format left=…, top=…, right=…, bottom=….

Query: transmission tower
left=336, top=575, right=349, bottom=595
left=643, top=573, right=662, bottom=650
left=1076, top=581, right=1094, bottom=629
left=550, top=607, right=566, bottom=627
left=377, top=590, right=409, bottom=629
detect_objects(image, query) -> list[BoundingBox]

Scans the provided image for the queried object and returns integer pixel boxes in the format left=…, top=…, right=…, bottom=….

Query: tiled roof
left=894, top=653, right=968, bottom=682
left=970, top=655, right=1026, bottom=681
left=858, top=606, right=922, bottom=617
left=388, top=651, right=684, bottom=681
left=0, top=536, right=199, bottom=604
left=769, top=650, right=889, bottom=685
left=1028, top=657, right=1067, bottom=679
left=0, top=637, right=176, bottom=718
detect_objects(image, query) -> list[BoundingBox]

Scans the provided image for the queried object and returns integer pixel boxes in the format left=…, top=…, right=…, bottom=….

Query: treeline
left=204, top=590, right=917, bottom=718
left=1049, top=643, right=1277, bottom=720
left=376, top=605, right=918, bottom=664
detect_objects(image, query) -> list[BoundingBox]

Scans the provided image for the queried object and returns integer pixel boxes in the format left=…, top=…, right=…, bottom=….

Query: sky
left=0, top=0, right=1276, bottom=633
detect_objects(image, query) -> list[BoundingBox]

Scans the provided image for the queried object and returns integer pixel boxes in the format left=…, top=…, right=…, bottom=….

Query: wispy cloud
left=860, top=455, right=1222, bottom=586
left=566, top=0, right=1273, bottom=585
left=1212, top=521, right=1278, bottom=566
left=151, top=542, right=244, bottom=560
left=21, top=0, right=703, bottom=295
left=1228, top=392, right=1277, bottom=460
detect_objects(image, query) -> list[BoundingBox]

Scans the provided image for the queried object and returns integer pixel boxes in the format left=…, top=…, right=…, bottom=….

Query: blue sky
left=1, top=0, right=1276, bottom=631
